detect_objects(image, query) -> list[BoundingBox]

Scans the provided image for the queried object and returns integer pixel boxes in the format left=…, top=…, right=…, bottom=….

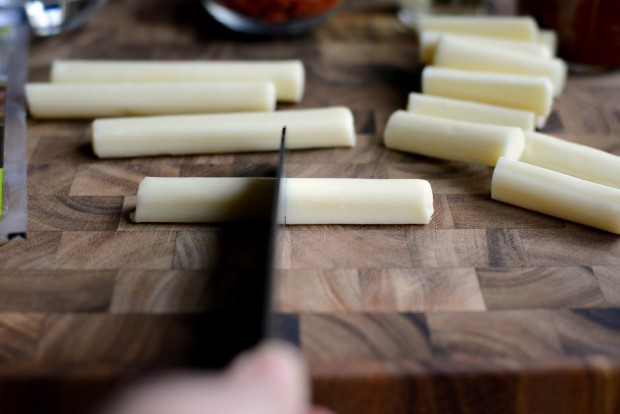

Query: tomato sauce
left=215, top=0, right=341, bottom=23
left=519, top=0, right=620, bottom=67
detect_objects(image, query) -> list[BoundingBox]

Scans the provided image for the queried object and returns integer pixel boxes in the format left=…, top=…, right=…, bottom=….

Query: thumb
left=103, top=341, right=311, bottom=414
left=227, top=341, right=310, bottom=414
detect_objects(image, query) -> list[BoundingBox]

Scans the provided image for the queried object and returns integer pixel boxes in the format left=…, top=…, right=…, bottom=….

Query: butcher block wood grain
left=0, top=0, right=619, bottom=412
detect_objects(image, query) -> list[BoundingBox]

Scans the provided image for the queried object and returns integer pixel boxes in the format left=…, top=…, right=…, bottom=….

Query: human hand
left=103, top=341, right=332, bottom=414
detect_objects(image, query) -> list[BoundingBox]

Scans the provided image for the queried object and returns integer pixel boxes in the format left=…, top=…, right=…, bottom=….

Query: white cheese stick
left=26, top=81, right=276, bottom=119
left=92, top=107, right=356, bottom=158
left=433, top=36, right=567, bottom=96
left=51, top=60, right=305, bottom=103
left=419, top=31, right=552, bottom=64
left=407, top=93, right=535, bottom=131
left=413, top=16, right=539, bottom=42
left=492, top=157, right=620, bottom=234
left=520, top=131, right=620, bottom=189
left=133, top=177, right=435, bottom=225
left=423, top=66, right=553, bottom=118
left=383, top=111, right=524, bottom=166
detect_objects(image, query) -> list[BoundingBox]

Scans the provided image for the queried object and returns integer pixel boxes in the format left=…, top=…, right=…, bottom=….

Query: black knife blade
left=261, top=126, right=286, bottom=339
left=0, top=6, right=28, bottom=240
left=192, top=127, right=287, bottom=369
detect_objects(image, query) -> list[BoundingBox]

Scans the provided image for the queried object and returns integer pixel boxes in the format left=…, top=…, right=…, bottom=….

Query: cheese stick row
left=51, top=60, right=305, bottom=102
left=134, top=177, right=435, bottom=225
left=26, top=59, right=307, bottom=119
left=384, top=103, right=620, bottom=232
left=408, top=15, right=567, bottom=124
left=382, top=15, right=620, bottom=234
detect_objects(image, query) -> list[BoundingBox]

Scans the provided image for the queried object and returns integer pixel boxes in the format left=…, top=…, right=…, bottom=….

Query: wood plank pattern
left=477, top=267, right=607, bottom=310
left=0, top=270, right=115, bottom=312
left=0, top=0, right=617, bottom=412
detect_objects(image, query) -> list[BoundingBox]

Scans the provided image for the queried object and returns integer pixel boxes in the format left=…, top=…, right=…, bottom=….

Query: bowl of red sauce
left=519, top=0, right=620, bottom=71
left=203, top=0, right=342, bottom=35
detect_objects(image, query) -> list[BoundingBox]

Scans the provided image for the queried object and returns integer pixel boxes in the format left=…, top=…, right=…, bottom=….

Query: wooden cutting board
left=2, top=0, right=620, bottom=413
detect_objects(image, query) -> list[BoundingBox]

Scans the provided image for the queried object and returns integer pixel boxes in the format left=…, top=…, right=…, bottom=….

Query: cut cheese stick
left=26, top=81, right=276, bottom=119
left=133, top=177, right=434, bottom=225
left=383, top=111, right=524, bottom=166
left=286, top=178, right=433, bottom=224
left=51, top=60, right=305, bottom=102
left=538, top=30, right=558, bottom=56
left=434, top=36, right=567, bottom=96
left=423, top=66, right=553, bottom=118
left=492, top=157, right=620, bottom=234
left=520, top=131, right=620, bottom=189
left=419, top=31, right=552, bottom=64
left=536, top=116, right=548, bottom=129
left=92, top=107, right=356, bottom=158
left=413, top=16, right=539, bottom=42
left=406, top=93, right=535, bottom=131
left=135, top=177, right=275, bottom=223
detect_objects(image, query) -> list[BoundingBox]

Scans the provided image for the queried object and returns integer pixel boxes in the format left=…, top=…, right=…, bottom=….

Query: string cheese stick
left=26, top=81, right=276, bottom=119
left=492, top=157, right=620, bottom=234
left=419, top=31, right=552, bottom=64
left=285, top=178, right=433, bottom=224
left=133, top=177, right=434, bottom=225
left=406, top=93, right=535, bottom=131
left=433, top=36, right=567, bottom=96
left=50, top=60, right=305, bottom=103
left=520, top=131, right=620, bottom=189
left=92, top=107, right=356, bottom=158
left=383, top=111, right=524, bottom=166
left=413, top=16, right=539, bottom=42
left=423, top=66, right=553, bottom=118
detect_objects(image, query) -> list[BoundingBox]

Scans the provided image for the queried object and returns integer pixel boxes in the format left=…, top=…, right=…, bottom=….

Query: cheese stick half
left=419, top=31, right=552, bottom=64
left=492, top=157, right=620, bottom=234
left=93, top=107, right=356, bottom=158
left=538, top=30, right=558, bottom=56
left=520, top=131, right=620, bottom=189
left=133, top=177, right=434, bottom=225
left=433, top=36, right=567, bottom=96
left=384, top=111, right=524, bottom=166
left=51, top=60, right=305, bottom=103
left=26, top=81, right=276, bottom=119
left=413, top=16, right=539, bottom=42
left=423, top=67, right=553, bottom=118
left=407, top=93, right=535, bottom=131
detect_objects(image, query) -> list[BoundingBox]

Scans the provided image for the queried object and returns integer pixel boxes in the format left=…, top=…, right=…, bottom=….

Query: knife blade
left=194, top=127, right=287, bottom=369
left=0, top=6, right=28, bottom=240
left=261, top=126, right=286, bottom=339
